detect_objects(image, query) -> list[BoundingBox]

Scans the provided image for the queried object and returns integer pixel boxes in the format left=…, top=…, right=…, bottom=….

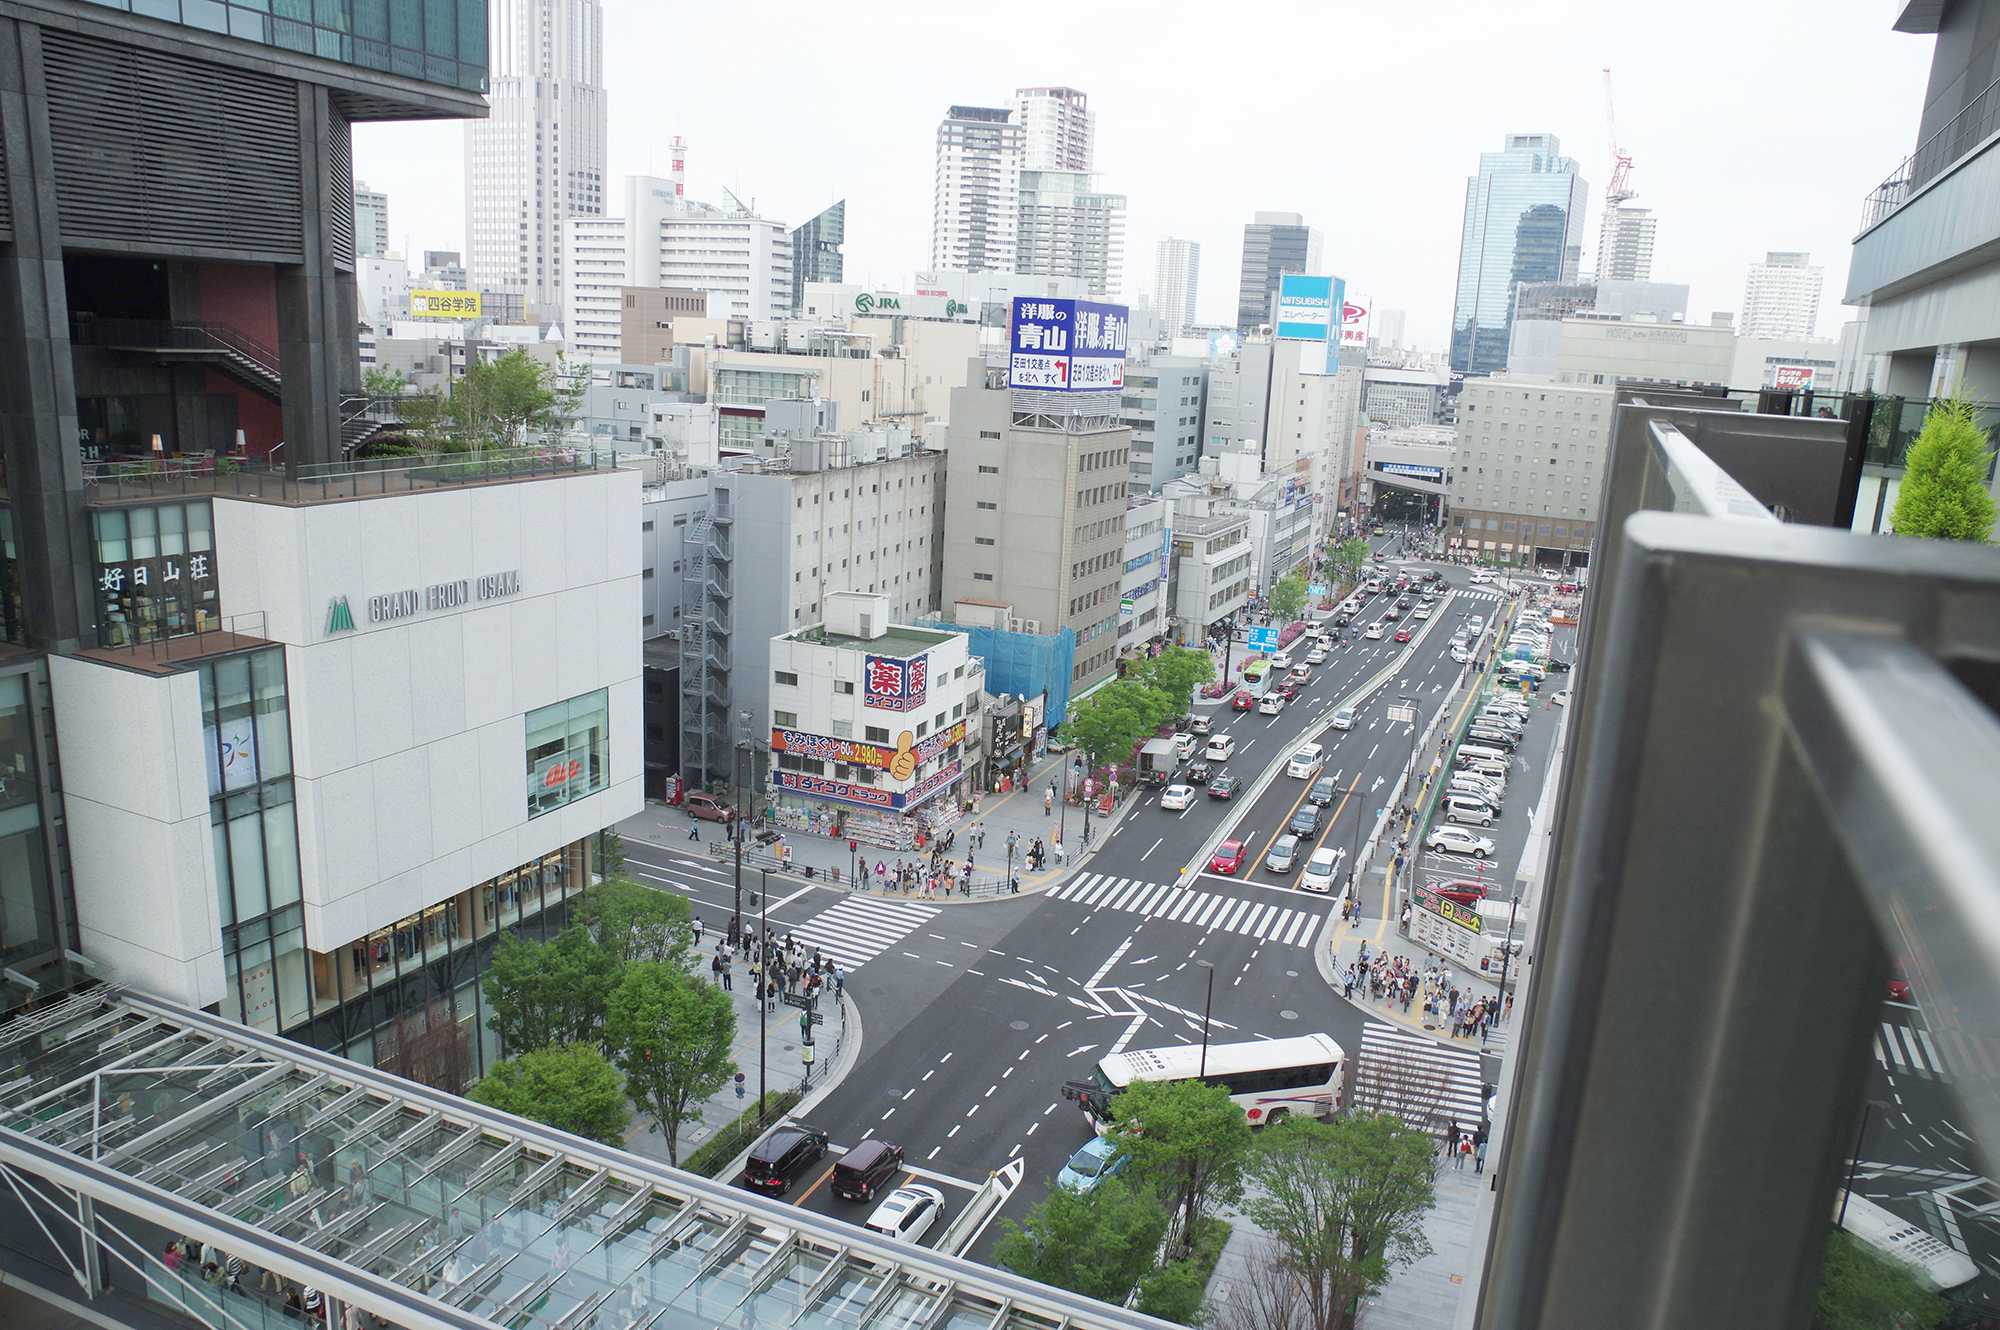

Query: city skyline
left=358, top=0, right=1926, bottom=346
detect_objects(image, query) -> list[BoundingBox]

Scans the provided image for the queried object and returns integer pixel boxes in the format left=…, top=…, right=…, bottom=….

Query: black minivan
left=831, top=1137, right=905, bottom=1202
left=742, top=1122, right=830, bottom=1197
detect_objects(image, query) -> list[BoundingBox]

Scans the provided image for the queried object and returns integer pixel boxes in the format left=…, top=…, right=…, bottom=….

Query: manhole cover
left=1009, top=1020, right=1031, bottom=1030
left=1285, top=970, right=1299, bottom=978
left=783, top=1044, right=795, bottom=1052
left=1279, top=1009, right=1299, bottom=1020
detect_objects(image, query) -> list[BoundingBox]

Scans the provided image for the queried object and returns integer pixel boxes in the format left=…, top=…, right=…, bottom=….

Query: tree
left=1269, top=568, right=1309, bottom=621
left=1107, top=1078, right=1254, bottom=1258
left=448, top=349, right=568, bottom=451
left=1242, top=1111, right=1438, bottom=1330
left=1327, top=539, right=1371, bottom=588
left=482, top=925, right=624, bottom=1053
left=1124, top=647, right=1217, bottom=715
left=1135, top=1258, right=1215, bottom=1326
left=1891, top=396, right=1996, bottom=541
left=384, top=386, right=455, bottom=454
left=1064, top=680, right=1173, bottom=773
left=605, top=962, right=737, bottom=1166
left=467, top=1043, right=630, bottom=1146
left=1813, top=1230, right=1948, bottom=1330
left=994, top=1176, right=1169, bottom=1305
left=361, top=364, right=409, bottom=400
left=572, top=878, right=694, bottom=970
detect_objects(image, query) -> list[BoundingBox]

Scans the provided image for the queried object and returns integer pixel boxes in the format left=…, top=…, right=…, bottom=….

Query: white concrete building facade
left=1741, top=251, right=1824, bottom=340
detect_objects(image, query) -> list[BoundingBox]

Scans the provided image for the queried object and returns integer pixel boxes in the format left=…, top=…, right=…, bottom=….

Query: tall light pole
left=1838, top=1099, right=1892, bottom=1228
left=1344, top=781, right=1368, bottom=901
left=1195, top=960, right=1216, bottom=1080
left=758, top=869, right=769, bottom=1120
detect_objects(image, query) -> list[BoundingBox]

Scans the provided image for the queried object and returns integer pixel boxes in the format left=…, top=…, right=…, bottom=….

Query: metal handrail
left=1861, top=70, right=2000, bottom=231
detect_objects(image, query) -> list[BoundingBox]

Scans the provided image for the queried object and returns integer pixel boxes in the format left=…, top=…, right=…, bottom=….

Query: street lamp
left=1195, top=960, right=1216, bottom=1080
left=1838, top=1099, right=1894, bottom=1228
left=1344, top=781, right=1368, bottom=901
left=758, top=869, right=769, bottom=1120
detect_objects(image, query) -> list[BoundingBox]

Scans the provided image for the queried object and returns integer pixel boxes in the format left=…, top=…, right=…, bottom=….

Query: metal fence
left=1861, top=71, right=2000, bottom=231
left=82, top=446, right=617, bottom=505
left=1474, top=401, right=2000, bottom=1328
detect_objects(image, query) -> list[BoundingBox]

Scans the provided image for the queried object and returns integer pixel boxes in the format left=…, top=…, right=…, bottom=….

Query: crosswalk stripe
left=1082, top=875, right=1116, bottom=905
left=1109, top=879, right=1148, bottom=912
left=1218, top=899, right=1252, bottom=932
left=1252, top=904, right=1282, bottom=936
left=790, top=898, right=939, bottom=971
left=1917, top=1027, right=1946, bottom=1074
left=1353, top=1023, right=1488, bottom=1129
left=1271, top=908, right=1296, bottom=941
left=1195, top=896, right=1226, bottom=926
left=1234, top=903, right=1268, bottom=935
left=1172, top=892, right=1206, bottom=922
left=1137, top=883, right=1173, bottom=915
left=1285, top=912, right=1315, bottom=946
left=1152, top=887, right=1186, bottom=918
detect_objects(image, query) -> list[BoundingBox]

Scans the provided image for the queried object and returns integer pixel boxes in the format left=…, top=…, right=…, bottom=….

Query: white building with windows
left=1446, top=377, right=1613, bottom=567
left=1152, top=238, right=1200, bottom=339
left=764, top=594, right=978, bottom=849
left=932, top=105, right=1023, bottom=273
left=1741, top=251, right=1824, bottom=340
left=1119, top=497, right=1172, bottom=649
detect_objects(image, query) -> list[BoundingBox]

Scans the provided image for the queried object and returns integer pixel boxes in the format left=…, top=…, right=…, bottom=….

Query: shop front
left=766, top=721, right=969, bottom=851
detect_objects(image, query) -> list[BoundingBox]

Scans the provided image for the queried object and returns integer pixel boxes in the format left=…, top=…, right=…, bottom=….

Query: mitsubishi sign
left=1275, top=274, right=1341, bottom=343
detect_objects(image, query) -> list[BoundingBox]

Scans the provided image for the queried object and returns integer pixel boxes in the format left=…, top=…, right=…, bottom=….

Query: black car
left=1333, top=614, right=1350, bottom=628
left=1289, top=803, right=1323, bottom=836
left=1184, top=761, right=1213, bottom=784
left=1396, top=597, right=1413, bottom=610
left=1545, top=658, right=1572, bottom=673
left=1309, top=775, right=1339, bottom=806
left=742, top=1122, right=831, bottom=1197
left=1206, top=774, right=1242, bottom=800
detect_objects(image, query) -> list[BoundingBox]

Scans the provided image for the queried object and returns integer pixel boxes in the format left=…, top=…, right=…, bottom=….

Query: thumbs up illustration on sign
left=889, top=732, right=917, bottom=781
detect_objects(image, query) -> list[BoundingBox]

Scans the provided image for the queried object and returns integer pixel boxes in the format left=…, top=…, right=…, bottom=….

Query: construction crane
left=1603, top=67, right=1635, bottom=204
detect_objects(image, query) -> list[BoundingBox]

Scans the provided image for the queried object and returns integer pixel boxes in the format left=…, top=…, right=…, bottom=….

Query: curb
left=708, top=987, right=866, bottom=1187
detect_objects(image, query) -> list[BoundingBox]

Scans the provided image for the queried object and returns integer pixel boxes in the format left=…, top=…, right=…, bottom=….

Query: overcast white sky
left=355, top=0, right=1934, bottom=349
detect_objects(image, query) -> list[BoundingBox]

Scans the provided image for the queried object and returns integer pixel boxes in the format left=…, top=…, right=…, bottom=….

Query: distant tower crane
left=1603, top=67, right=1635, bottom=205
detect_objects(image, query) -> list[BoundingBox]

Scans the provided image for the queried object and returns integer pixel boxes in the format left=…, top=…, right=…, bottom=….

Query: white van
left=1286, top=744, right=1326, bottom=778
left=1460, top=756, right=1511, bottom=782
left=1457, top=744, right=1511, bottom=765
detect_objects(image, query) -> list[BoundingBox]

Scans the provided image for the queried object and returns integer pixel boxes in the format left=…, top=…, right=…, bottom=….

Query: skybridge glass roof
left=0, top=988, right=1164, bottom=1330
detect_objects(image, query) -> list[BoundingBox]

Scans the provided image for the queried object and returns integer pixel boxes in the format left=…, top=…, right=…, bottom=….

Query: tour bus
left=1241, top=659, right=1273, bottom=695
left=1835, top=1191, right=1979, bottom=1290
left=1062, top=1033, right=1344, bottom=1132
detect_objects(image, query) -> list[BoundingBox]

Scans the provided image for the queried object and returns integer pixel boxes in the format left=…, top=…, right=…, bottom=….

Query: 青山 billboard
left=1275, top=274, right=1344, bottom=343
left=1008, top=297, right=1129, bottom=392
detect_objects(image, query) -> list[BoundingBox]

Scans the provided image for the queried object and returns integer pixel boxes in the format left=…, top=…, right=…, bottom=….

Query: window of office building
left=526, top=689, right=610, bottom=817
left=93, top=503, right=219, bottom=645
left=0, top=673, right=54, bottom=967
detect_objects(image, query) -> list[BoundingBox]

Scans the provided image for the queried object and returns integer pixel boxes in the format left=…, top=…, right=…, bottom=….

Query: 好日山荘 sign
left=1008, top=297, right=1129, bottom=393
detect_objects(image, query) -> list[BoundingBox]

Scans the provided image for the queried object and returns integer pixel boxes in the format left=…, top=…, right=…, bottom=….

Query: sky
left=355, top=0, right=1935, bottom=350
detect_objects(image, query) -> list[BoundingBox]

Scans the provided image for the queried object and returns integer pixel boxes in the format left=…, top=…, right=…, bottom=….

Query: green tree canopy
left=1327, top=539, right=1371, bottom=587
left=605, top=962, right=738, bottom=1166
left=1064, top=680, right=1175, bottom=772
left=1124, top=647, right=1217, bottom=714
left=1891, top=396, right=1997, bottom=541
left=1242, top=1111, right=1437, bottom=1330
left=1107, top=1078, right=1254, bottom=1259
left=448, top=349, right=573, bottom=451
left=573, top=878, right=695, bottom=970
left=1814, top=1230, right=1948, bottom=1330
left=1269, top=568, right=1309, bottom=621
left=467, top=1043, right=631, bottom=1146
left=481, top=925, right=624, bottom=1053
left=994, top=1176, right=1169, bottom=1306
left=361, top=364, right=409, bottom=400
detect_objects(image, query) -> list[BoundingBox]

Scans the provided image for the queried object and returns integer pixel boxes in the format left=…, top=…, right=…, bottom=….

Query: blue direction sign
left=1309, top=584, right=1328, bottom=597
left=1246, top=627, right=1280, bottom=653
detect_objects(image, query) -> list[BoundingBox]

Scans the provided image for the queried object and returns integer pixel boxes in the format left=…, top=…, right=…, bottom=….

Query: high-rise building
left=1449, top=134, right=1591, bottom=376
left=466, top=0, right=608, bottom=321
left=1153, top=238, right=1201, bottom=338
left=1014, top=85, right=1094, bottom=170
left=1235, top=213, right=1323, bottom=333
left=1741, top=251, right=1824, bottom=340
left=1595, top=205, right=1656, bottom=282
left=1015, top=170, right=1126, bottom=296
left=791, top=201, right=847, bottom=305
left=353, top=180, right=389, bottom=259
left=932, top=105, right=1023, bottom=272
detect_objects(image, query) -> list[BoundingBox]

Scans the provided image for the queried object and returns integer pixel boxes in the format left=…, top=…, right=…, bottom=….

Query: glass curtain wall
left=526, top=690, right=609, bottom=818
left=93, top=502, right=220, bottom=645
left=0, top=673, right=57, bottom=971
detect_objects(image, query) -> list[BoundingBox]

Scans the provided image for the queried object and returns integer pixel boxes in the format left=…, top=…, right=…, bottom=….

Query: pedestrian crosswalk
left=1350, top=1022, right=1489, bottom=1132
left=1877, top=1018, right=1950, bottom=1081
left=789, top=897, right=939, bottom=970
left=1044, top=872, right=1325, bottom=948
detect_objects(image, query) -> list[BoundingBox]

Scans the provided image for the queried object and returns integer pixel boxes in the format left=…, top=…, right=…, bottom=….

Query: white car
left=1470, top=572, right=1496, bottom=585
left=1363, top=625, right=1385, bottom=640
left=1258, top=694, right=1285, bottom=715
left=1299, top=846, right=1343, bottom=893
left=1467, top=616, right=1486, bottom=633
left=1552, top=689, right=1572, bottom=707
left=1540, top=568, right=1561, bottom=580
left=1159, top=783, right=1197, bottom=811
left=1305, top=647, right=1327, bottom=664
left=1272, top=650, right=1293, bottom=669
left=1450, top=647, right=1473, bottom=664
left=1204, top=735, right=1235, bottom=761
left=865, top=1184, right=945, bottom=1245
left=1427, top=825, right=1496, bottom=858
left=1412, top=608, right=1432, bottom=620
left=1331, top=706, right=1357, bottom=730
left=1286, top=743, right=1325, bottom=777
left=1172, top=732, right=1196, bottom=760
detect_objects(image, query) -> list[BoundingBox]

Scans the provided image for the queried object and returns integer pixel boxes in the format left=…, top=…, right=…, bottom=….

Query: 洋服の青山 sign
left=864, top=654, right=929, bottom=712
left=770, top=720, right=966, bottom=770
left=771, top=760, right=962, bottom=812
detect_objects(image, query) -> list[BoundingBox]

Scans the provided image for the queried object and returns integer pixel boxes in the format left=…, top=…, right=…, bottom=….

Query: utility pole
left=758, top=869, right=768, bottom=1120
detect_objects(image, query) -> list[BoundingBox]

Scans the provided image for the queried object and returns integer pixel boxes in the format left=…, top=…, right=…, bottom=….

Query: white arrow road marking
left=1066, top=1044, right=1100, bottom=1058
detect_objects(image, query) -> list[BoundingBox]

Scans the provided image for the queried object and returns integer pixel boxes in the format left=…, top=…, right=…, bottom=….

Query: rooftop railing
left=1860, top=71, right=2000, bottom=231
left=82, top=446, right=617, bottom=506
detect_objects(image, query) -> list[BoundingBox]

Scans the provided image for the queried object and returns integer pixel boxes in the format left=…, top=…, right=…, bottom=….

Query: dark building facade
left=790, top=199, right=846, bottom=304
left=1235, top=211, right=1320, bottom=333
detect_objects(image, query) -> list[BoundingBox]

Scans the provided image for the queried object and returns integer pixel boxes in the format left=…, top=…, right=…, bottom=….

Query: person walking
left=691, top=915, right=703, bottom=948
left=1053, top=838, right=1065, bottom=867
left=1045, top=786, right=1054, bottom=815
left=688, top=819, right=701, bottom=841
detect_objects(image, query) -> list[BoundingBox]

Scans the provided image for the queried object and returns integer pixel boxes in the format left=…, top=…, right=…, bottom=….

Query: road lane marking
left=1141, top=837, right=1163, bottom=861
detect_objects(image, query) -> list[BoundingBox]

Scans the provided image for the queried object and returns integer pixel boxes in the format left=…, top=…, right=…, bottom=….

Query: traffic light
left=848, top=840, right=857, bottom=852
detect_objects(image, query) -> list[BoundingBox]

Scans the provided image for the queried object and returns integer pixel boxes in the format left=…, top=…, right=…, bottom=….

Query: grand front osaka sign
left=347, top=570, right=522, bottom=633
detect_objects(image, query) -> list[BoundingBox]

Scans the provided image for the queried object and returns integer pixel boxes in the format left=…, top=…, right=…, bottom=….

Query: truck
left=1135, top=738, right=1179, bottom=786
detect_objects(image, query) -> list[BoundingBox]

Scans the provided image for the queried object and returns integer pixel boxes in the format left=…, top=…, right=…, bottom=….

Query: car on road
left=1363, top=625, right=1385, bottom=640
left=1427, top=825, right=1496, bottom=858
left=1413, top=608, right=1431, bottom=621
left=1331, top=706, right=1357, bottom=731
left=1394, top=628, right=1412, bottom=643
left=1540, top=568, right=1560, bottom=580
left=1305, top=646, right=1328, bottom=664
left=1259, top=694, right=1285, bottom=715
left=1272, top=650, right=1293, bottom=669
left=1159, top=784, right=1197, bottom=811
left=1289, top=663, right=1311, bottom=681
left=1545, top=658, right=1572, bottom=673
left=685, top=792, right=735, bottom=823
left=1309, top=774, right=1340, bottom=805
left=1265, top=833, right=1302, bottom=873
left=1450, top=646, right=1473, bottom=664
left=1470, top=572, right=1496, bottom=584
left=1204, top=735, right=1235, bottom=761
left=1396, top=597, right=1412, bottom=610
left=1184, top=760, right=1212, bottom=785
left=1188, top=715, right=1212, bottom=735
left=1210, top=840, right=1248, bottom=874
left=865, top=1183, right=946, bottom=1242
left=1444, top=796, right=1497, bottom=827
left=1300, top=847, right=1342, bottom=893
left=1172, top=732, right=1197, bottom=761
left=831, top=1137, right=906, bottom=1203
left=1551, top=689, right=1571, bottom=706
left=1289, top=803, right=1323, bottom=836
left=1332, top=614, right=1351, bottom=629
left=1232, top=690, right=1256, bottom=711
left=1382, top=605, right=1402, bottom=620
left=1287, top=743, right=1325, bottom=777
left=1275, top=681, right=1301, bottom=701
left=1468, top=616, right=1486, bottom=633
left=1887, top=970, right=1913, bottom=1001
left=1056, top=1136, right=1131, bottom=1194
left=1206, top=773, right=1243, bottom=800
left=742, top=1122, right=831, bottom=1196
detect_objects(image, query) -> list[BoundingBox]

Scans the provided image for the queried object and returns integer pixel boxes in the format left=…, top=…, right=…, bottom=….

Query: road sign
left=1309, top=584, right=1327, bottom=597
left=1386, top=706, right=1417, bottom=723
left=807, top=1011, right=825, bottom=1026
left=1247, top=627, right=1280, bottom=653
left=780, top=992, right=817, bottom=1011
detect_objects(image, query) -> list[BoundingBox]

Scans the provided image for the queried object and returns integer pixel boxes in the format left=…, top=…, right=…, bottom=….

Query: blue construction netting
left=917, top=621, right=1079, bottom=727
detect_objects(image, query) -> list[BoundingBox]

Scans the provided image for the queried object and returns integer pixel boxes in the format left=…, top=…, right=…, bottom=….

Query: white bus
left=1835, top=1191, right=1979, bottom=1290
left=1064, top=1033, right=1344, bottom=1132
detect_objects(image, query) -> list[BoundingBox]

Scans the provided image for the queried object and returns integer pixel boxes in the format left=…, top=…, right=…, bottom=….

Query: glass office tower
left=1450, top=135, right=1590, bottom=376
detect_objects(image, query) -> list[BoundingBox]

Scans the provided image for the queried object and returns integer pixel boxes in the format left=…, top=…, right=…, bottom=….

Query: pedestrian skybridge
left=0, top=987, right=1170, bottom=1330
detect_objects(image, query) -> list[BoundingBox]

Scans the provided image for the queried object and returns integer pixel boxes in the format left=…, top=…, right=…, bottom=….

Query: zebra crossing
left=1350, top=1022, right=1490, bottom=1131
left=788, top=897, right=939, bottom=970
left=1877, top=1018, right=1950, bottom=1081
left=1043, top=872, right=1325, bottom=948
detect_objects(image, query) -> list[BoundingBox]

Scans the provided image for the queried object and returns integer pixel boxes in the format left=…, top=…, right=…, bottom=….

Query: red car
left=1276, top=681, right=1300, bottom=701
left=1210, top=840, right=1248, bottom=874
left=1231, top=690, right=1256, bottom=712
left=1394, top=628, right=1411, bottom=643
left=1887, top=970, right=1913, bottom=1001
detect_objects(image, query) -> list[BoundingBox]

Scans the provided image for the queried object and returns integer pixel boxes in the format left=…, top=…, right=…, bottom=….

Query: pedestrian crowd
left=1339, top=949, right=1501, bottom=1042
left=708, top=925, right=846, bottom=1013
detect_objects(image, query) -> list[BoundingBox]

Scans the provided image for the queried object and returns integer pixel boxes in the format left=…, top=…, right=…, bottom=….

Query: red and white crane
left=1603, top=67, right=1635, bottom=205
